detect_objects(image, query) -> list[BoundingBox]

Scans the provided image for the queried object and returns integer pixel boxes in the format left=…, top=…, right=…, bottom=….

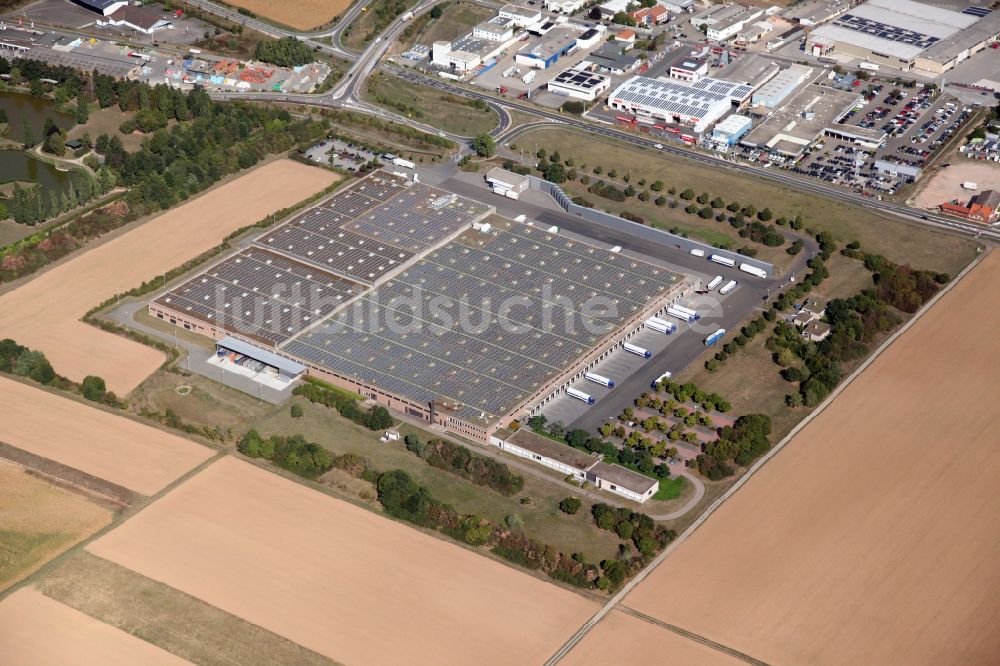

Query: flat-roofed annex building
left=608, top=75, right=752, bottom=133
left=547, top=65, right=611, bottom=101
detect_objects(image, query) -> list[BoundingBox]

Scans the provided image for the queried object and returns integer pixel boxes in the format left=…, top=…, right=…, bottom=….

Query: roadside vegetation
left=512, top=127, right=980, bottom=276
left=342, top=0, right=419, bottom=51
left=365, top=71, right=499, bottom=137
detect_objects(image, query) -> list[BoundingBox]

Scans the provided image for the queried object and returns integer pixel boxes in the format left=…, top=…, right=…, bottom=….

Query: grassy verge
left=342, top=0, right=419, bottom=51
left=513, top=127, right=981, bottom=275
left=364, top=71, right=498, bottom=137
left=651, top=475, right=687, bottom=501
left=400, top=1, right=494, bottom=47
left=38, top=552, right=339, bottom=666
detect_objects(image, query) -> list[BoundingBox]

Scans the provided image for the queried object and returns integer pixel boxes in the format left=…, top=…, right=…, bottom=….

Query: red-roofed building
left=631, top=4, right=670, bottom=26
left=615, top=28, right=636, bottom=47
left=940, top=189, right=1000, bottom=224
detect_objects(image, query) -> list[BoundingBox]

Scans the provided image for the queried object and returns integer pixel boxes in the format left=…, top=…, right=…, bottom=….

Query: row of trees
left=292, top=380, right=395, bottom=431
left=6, top=168, right=115, bottom=226
left=0, top=338, right=117, bottom=406
left=239, top=431, right=334, bottom=478
left=403, top=434, right=524, bottom=496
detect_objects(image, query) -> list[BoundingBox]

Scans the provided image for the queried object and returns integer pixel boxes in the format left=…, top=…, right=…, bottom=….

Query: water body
left=0, top=150, right=73, bottom=199
left=0, top=91, right=74, bottom=143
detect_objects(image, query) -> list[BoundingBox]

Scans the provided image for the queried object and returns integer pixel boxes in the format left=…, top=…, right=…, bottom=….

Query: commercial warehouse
left=608, top=76, right=752, bottom=133
left=751, top=64, right=812, bottom=109
left=712, top=114, right=752, bottom=147
left=742, top=84, right=861, bottom=157
left=516, top=28, right=579, bottom=69
left=805, top=0, right=998, bottom=74
left=152, top=171, right=696, bottom=445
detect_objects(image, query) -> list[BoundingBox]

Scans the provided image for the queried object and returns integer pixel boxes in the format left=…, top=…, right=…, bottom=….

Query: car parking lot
left=304, top=139, right=379, bottom=172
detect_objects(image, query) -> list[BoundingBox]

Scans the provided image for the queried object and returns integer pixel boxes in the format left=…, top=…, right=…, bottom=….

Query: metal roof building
left=608, top=76, right=752, bottom=133
left=547, top=65, right=611, bottom=101
left=72, top=0, right=128, bottom=16
left=751, top=64, right=812, bottom=109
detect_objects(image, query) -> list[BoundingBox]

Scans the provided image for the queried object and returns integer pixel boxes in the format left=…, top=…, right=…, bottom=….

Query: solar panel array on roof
left=282, top=220, right=683, bottom=422
left=552, top=67, right=608, bottom=90
left=963, top=6, right=991, bottom=18
left=834, top=13, right=940, bottom=49
left=254, top=171, right=490, bottom=284
left=153, top=247, right=360, bottom=346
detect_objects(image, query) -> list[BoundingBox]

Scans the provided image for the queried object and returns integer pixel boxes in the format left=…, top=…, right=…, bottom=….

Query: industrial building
left=96, top=5, right=173, bottom=34
left=499, top=4, right=543, bottom=27
left=873, top=159, right=921, bottom=180
left=692, top=3, right=764, bottom=42
left=742, top=84, right=862, bottom=157
left=667, top=50, right=709, bottom=82
left=734, top=20, right=772, bottom=47
left=544, top=0, right=587, bottom=14
left=72, top=0, right=127, bottom=16
left=608, top=76, right=753, bottom=133
left=151, top=170, right=696, bottom=445
left=516, top=28, right=579, bottom=69
left=806, top=0, right=1000, bottom=74
left=751, top=64, right=812, bottom=109
left=588, top=42, right=641, bottom=75
left=547, top=65, right=611, bottom=101
left=712, top=114, right=753, bottom=147
left=473, top=16, right=515, bottom=42
left=783, top=0, right=853, bottom=27
left=491, top=429, right=660, bottom=502
left=485, top=167, right=530, bottom=197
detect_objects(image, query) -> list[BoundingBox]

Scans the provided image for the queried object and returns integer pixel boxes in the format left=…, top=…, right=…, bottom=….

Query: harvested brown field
left=0, top=377, right=213, bottom=496
left=0, top=460, right=112, bottom=591
left=0, top=587, right=191, bottom=666
left=561, top=609, right=742, bottom=666
left=88, top=456, right=597, bottom=666
left=224, top=0, right=353, bottom=30
left=0, top=160, right=339, bottom=396
left=623, top=250, right=1000, bottom=665
left=913, top=161, right=1000, bottom=210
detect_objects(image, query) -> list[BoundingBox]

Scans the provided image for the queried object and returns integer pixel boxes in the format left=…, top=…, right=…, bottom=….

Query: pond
left=0, top=150, right=74, bottom=199
left=0, top=90, right=75, bottom=143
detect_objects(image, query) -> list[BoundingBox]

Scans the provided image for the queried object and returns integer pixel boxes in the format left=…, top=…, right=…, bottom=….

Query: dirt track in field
left=560, top=609, right=742, bottom=666
left=0, top=377, right=213, bottom=495
left=224, top=0, right=353, bottom=30
left=0, top=588, right=192, bottom=666
left=87, top=456, right=597, bottom=666
left=618, top=250, right=1000, bottom=665
left=0, top=160, right=339, bottom=396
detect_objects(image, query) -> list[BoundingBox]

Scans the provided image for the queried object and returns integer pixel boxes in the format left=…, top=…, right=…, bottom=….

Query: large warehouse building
left=608, top=75, right=753, bottom=133
left=806, top=0, right=1000, bottom=74
left=151, top=171, right=696, bottom=444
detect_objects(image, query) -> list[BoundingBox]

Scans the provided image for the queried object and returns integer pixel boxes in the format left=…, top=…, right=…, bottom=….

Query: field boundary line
left=545, top=247, right=991, bottom=665
left=617, top=606, right=769, bottom=666
left=0, top=450, right=227, bottom=604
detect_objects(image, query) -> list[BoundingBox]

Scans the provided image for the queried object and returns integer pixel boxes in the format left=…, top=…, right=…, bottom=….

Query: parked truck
left=739, top=262, right=768, bottom=278
left=706, top=275, right=724, bottom=290
left=666, top=305, right=698, bottom=322
left=623, top=342, right=651, bottom=359
left=644, top=317, right=676, bottom=334
left=709, top=254, right=736, bottom=267
left=650, top=370, right=672, bottom=389
left=522, top=70, right=536, bottom=84
left=392, top=157, right=415, bottom=169
left=584, top=372, right=615, bottom=388
left=719, top=279, right=738, bottom=295
left=962, top=181, right=978, bottom=190
left=704, top=328, right=726, bottom=346
left=566, top=387, right=595, bottom=404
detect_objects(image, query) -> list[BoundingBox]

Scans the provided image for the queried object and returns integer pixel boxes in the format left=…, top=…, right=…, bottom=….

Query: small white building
left=473, top=16, right=515, bottom=42
left=544, top=0, right=587, bottom=14
left=499, top=4, right=543, bottom=27
left=485, top=167, right=530, bottom=196
left=97, top=5, right=173, bottom=34
left=493, top=429, right=599, bottom=480
left=587, top=462, right=659, bottom=503
left=432, top=41, right=482, bottom=71
left=548, top=65, right=611, bottom=101
left=712, top=114, right=753, bottom=146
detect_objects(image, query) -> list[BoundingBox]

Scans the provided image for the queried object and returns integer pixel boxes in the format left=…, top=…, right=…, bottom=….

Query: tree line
left=0, top=338, right=117, bottom=406
left=403, top=433, right=524, bottom=496
left=239, top=430, right=333, bottom=478
left=292, top=380, right=395, bottom=431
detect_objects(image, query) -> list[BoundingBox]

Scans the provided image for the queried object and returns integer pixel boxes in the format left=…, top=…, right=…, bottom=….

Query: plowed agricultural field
left=0, top=588, right=192, bottom=666
left=87, top=456, right=597, bottom=666
left=0, top=377, right=213, bottom=495
left=622, top=250, right=1000, bottom=666
left=561, top=610, right=742, bottom=666
left=0, top=160, right=339, bottom=396
left=225, top=0, right=353, bottom=30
